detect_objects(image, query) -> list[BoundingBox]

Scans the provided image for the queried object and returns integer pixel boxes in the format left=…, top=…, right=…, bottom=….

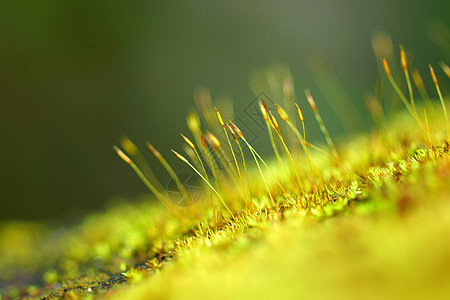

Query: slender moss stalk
left=277, top=103, right=321, bottom=184
left=259, top=100, right=292, bottom=183
left=114, top=146, right=177, bottom=213
left=215, top=108, right=249, bottom=211
left=230, top=121, right=290, bottom=210
left=429, top=64, right=449, bottom=140
left=383, top=57, right=432, bottom=145
left=423, top=108, right=433, bottom=148
left=205, top=132, right=239, bottom=185
left=305, top=90, right=340, bottom=160
left=268, top=110, right=305, bottom=195
left=147, top=142, right=191, bottom=201
left=227, top=123, right=252, bottom=212
left=382, top=57, right=415, bottom=115
left=199, top=132, right=219, bottom=224
left=411, top=69, right=432, bottom=108
left=400, top=46, right=416, bottom=114
left=119, top=136, right=165, bottom=192
left=181, top=134, right=209, bottom=182
left=172, top=149, right=235, bottom=219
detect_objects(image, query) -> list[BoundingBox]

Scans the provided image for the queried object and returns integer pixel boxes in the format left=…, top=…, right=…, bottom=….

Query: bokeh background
left=1, top=0, right=449, bottom=222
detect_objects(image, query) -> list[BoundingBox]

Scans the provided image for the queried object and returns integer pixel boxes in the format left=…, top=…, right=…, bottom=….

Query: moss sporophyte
left=117, top=45, right=449, bottom=223
left=1, top=41, right=449, bottom=299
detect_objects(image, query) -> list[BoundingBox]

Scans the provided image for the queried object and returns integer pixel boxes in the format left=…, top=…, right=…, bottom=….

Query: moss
left=1, top=56, right=449, bottom=299
left=110, top=146, right=450, bottom=300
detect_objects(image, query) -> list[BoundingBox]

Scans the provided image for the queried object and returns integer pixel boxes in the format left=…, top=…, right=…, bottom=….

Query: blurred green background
left=0, top=0, right=448, bottom=222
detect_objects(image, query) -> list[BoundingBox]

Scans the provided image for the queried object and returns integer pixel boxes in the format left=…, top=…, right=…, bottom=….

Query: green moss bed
left=1, top=101, right=450, bottom=299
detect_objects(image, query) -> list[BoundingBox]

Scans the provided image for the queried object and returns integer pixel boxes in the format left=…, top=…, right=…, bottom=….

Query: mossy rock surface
left=1, top=104, right=450, bottom=299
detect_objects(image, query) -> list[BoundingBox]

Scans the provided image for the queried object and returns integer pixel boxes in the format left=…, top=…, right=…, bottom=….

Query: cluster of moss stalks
left=1, top=48, right=450, bottom=299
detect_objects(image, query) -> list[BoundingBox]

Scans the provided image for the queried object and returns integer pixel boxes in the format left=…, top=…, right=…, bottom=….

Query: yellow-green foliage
left=112, top=157, right=450, bottom=300
left=0, top=48, right=449, bottom=299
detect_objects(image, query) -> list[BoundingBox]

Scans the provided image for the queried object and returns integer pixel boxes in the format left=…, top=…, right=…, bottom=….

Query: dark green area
left=0, top=0, right=449, bottom=221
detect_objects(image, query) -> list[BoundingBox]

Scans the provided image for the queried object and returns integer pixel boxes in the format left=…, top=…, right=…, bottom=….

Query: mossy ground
left=1, top=102, right=450, bottom=299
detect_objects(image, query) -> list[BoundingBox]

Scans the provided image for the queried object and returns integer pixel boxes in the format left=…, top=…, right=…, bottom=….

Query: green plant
left=1, top=40, right=449, bottom=299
